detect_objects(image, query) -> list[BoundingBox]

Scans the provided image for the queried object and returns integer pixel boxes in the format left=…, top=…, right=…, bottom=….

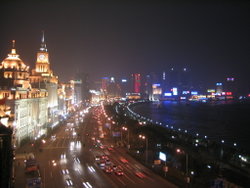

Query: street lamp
left=176, top=148, right=189, bottom=176
left=122, top=126, right=130, bottom=149
left=139, top=134, right=148, bottom=164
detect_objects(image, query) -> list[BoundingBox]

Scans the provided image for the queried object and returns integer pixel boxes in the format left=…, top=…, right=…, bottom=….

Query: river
left=130, top=100, right=250, bottom=152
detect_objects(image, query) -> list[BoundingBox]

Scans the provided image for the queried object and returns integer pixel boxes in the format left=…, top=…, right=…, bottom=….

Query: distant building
left=106, top=77, right=121, bottom=98
left=70, top=80, right=82, bottom=105
left=224, top=77, right=237, bottom=97
left=216, top=82, right=223, bottom=94
left=101, top=77, right=109, bottom=93
left=152, top=83, right=162, bottom=101
left=119, top=78, right=129, bottom=97
left=131, top=73, right=141, bottom=93
left=75, top=72, right=91, bottom=104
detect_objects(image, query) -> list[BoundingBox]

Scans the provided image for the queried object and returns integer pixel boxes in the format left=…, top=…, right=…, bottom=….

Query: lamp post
left=139, top=134, right=148, bottom=164
left=176, top=148, right=189, bottom=176
left=122, top=127, right=129, bottom=145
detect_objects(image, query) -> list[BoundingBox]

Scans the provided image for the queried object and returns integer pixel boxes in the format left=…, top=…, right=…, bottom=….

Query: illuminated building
left=57, top=83, right=67, bottom=116
left=216, top=82, right=223, bottom=94
left=89, top=90, right=105, bottom=104
left=152, top=83, right=162, bottom=101
left=144, top=74, right=152, bottom=100
left=131, top=73, right=141, bottom=93
left=61, top=82, right=74, bottom=113
left=106, top=77, right=121, bottom=98
left=70, top=80, right=82, bottom=105
left=75, top=72, right=90, bottom=103
left=0, top=40, right=48, bottom=145
left=120, top=78, right=129, bottom=97
left=224, top=77, right=237, bottom=97
left=30, top=31, right=59, bottom=128
left=101, top=77, right=109, bottom=92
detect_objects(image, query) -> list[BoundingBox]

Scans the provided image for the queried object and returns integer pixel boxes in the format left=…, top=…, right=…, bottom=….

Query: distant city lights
left=172, top=87, right=178, bottom=95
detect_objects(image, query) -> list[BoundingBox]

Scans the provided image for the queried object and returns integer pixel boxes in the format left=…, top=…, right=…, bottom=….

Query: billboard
left=159, top=152, right=166, bottom=162
left=207, top=89, right=215, bottom=93
left=164, top=93, right=172, bottom=97
left=172, top=88, right=178, bottom=95
left=191, top=91, right=198, bottom=95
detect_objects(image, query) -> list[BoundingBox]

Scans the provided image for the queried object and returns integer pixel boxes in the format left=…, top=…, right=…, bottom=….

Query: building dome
left=0, top=40, right=29, bottom=72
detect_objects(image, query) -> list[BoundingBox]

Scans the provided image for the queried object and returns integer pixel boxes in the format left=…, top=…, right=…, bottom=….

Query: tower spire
left=42, top=30, right=45, bottom=43
left=11, top=40, right=16, bottom=54
left=40, top=30, right=47, bottom=52
left=12, top=40, right=15, bottom=48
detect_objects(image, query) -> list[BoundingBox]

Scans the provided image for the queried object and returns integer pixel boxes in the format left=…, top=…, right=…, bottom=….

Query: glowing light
left=172, top=88, right=178, bottom=95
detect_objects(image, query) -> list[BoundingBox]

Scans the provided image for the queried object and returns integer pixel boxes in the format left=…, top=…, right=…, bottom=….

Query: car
left=105, top=159, right=111, bottom=165
left=107, top=147, right=114, bottom=151
left=65, top=178, right=73, bottom=186
left=112, top=165, right=118, bottom=171
left=135, top=171, right=146, bottom=178
left=104, top=166, right=113, bottom=173
left=98, top=160, right=106, bottom=169
left=120, top=157, right=128, bottom=163
left=61, top=169, right=69, bottom=175
left=115, top=169, right=124, bottom=176
left=101, top=155, right=109, bottom=160
left=95, top=155, right=101, bottom=161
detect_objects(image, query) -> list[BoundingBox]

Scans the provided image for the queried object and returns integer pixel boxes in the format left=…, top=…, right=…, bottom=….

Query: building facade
left=0, top=40, right=48, bottom=146
left=30, top=32, right=59, bottom=128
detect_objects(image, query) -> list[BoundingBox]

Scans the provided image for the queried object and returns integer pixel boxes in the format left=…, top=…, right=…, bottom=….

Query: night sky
left=1, top=0, right=250, bottom=90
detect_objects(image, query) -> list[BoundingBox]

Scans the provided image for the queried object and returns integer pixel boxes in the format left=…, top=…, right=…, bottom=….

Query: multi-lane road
left=14, top=106, right=178, bottom=188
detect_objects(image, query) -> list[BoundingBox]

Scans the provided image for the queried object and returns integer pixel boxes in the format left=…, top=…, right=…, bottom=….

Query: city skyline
left=1, top=1, right=250, bottom=187
left=1, top=1, right=249, bottom=87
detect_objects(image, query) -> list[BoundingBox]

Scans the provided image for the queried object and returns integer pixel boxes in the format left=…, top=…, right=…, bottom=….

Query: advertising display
left=164, top=93, right=172, bottom=96
left=172, top=87, right=178, bottom=96
left=159, top=152, right=166, bottom=162
left=191, top=91, right=198, bottom=95
left=207, top=89, right=215, bottom=93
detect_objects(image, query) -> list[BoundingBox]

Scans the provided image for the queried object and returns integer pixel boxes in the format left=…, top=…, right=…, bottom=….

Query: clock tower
left=35, top=31, right=50, bottom=73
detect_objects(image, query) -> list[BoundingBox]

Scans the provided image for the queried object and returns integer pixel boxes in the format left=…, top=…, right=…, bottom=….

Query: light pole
left=122, top=126, right=130, bottom=149
left=139, top=134, right=148, bottom=164
left=176, top=148, right=189, bottom=176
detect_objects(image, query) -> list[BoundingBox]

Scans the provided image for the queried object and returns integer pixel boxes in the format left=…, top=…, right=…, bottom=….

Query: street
left=14, top=106, right=178, bottom=188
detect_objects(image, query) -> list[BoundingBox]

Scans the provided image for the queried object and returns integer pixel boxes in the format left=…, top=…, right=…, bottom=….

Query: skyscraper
left=131, top=73, right=141, bottom=93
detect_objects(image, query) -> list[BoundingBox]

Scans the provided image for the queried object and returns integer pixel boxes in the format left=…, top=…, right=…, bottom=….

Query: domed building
left=0, top=40, right=31, bottom=92
left=0, top=41, right=48, bottom=146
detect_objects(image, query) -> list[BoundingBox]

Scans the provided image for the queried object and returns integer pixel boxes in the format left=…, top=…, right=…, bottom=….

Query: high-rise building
left=131, top=73, right=141, bottom=93
left=75, top=72, right=91, bottom=104
left=101, top=77, right=109, bottom=92
left=216, top=82, right=223, bottom=94
left=119, top=78, right=129, bottom=97
left=224, top=77, right=237, bottom=97
left=70, top=80, right=82, bottom=105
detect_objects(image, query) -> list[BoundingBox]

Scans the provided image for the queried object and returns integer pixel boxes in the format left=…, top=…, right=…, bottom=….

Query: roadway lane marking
left=42, top=147, right=68, bottom=149
left=114, top=175, right=126, bottom=186
left=123, top=173, right=136, bottom=184
left=62, top=137, right=66, bottom=147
